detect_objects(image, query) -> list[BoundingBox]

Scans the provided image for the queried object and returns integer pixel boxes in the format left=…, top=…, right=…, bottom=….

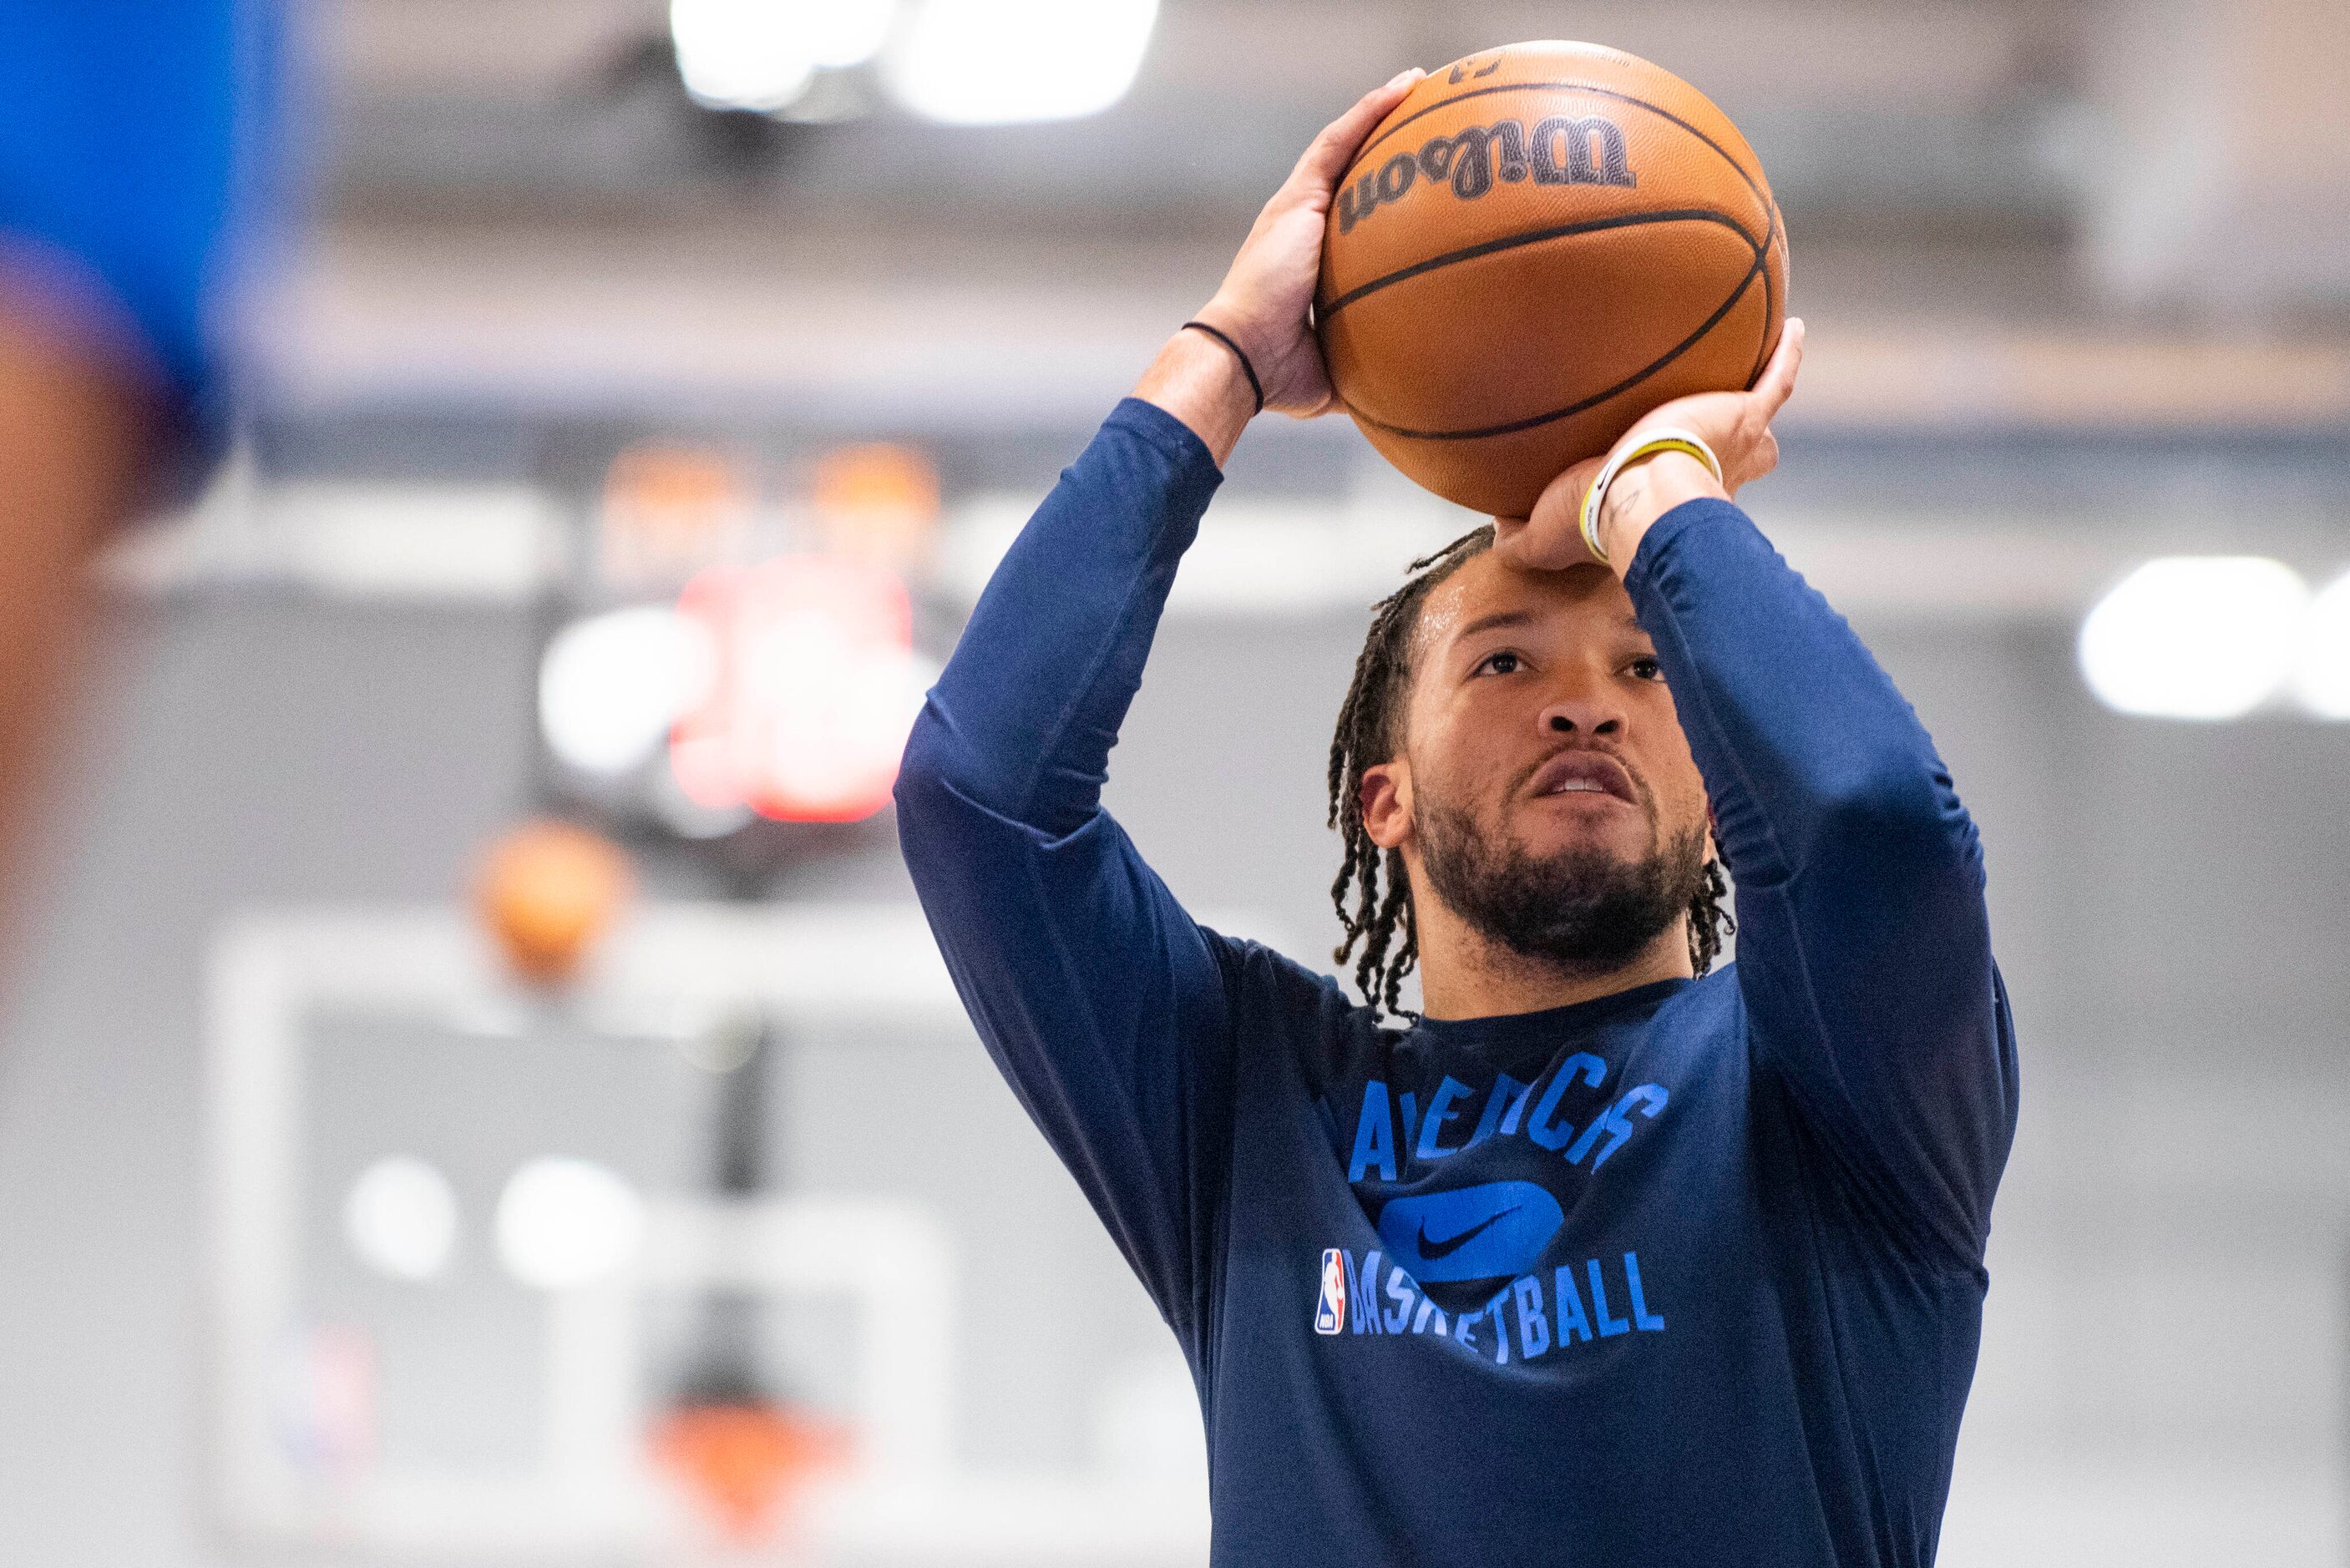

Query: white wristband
left=1578, top=427, right=1724, bottom=565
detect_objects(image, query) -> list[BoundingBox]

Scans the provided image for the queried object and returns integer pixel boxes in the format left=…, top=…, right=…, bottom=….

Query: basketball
left=474, top=819, right=633, bottom=986
left=1317, top=43, right=1789, bottom=518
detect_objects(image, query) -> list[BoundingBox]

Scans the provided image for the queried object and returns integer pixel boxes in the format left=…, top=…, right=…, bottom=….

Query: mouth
left=1525, top=748, right=1640, bottom=807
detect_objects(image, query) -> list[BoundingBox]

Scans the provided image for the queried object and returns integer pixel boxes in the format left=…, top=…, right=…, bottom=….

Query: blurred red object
left=671, top=555, right=922, bottom=823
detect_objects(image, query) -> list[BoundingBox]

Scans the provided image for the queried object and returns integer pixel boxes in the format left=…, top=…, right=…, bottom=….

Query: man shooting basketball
left=897, top=68, right=2015, bottom=1568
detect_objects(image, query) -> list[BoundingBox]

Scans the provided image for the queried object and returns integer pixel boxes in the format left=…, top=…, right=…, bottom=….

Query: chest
left=1225, top=1014, right=1763, bottom=1361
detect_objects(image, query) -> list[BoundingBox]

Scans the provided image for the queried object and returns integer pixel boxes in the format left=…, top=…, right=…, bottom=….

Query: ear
left=1360, top=757, right=1413, bottom=851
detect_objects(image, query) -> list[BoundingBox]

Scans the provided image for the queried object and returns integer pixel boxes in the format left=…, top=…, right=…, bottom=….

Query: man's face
left=1360, top=553, right=1711, bottom=968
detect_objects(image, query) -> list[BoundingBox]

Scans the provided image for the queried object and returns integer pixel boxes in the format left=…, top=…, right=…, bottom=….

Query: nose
left=1537, top=684, right=1625, bottom=740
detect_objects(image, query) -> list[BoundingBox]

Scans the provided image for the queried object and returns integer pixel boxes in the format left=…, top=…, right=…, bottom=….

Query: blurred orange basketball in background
left=474, top=819, right=633, bottom=986
left=1318, top=42, right=1789, bottom=518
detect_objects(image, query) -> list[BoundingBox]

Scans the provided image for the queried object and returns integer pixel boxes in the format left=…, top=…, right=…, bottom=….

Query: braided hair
left=1325, top=525, right=1735, bottom=1019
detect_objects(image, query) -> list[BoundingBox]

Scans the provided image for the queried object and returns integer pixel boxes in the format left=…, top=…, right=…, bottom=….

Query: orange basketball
left=474, top=819, right=632, bottom=986
left=1318, top=43, right=1789, bottom=518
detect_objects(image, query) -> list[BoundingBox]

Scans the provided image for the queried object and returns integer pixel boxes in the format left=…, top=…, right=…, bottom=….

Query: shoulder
left=1628, top=966, right=1751, bottom=1088
left=1197, top=928, right=1393, bottom=1082
left=1198, top=928, right=1355, bottom=1019
left=1668, top=964, right=1746, bottom=1024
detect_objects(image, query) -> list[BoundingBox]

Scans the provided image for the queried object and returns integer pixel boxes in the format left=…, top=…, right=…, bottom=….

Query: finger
left=1750, top=316, right=1805, bottom=417
left=1292, top=70, right=1421, bottom=187
left=1290, top=68, right=1425, bottom=189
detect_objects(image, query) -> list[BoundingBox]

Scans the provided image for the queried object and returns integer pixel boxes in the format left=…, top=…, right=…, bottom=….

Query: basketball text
left=1336, top=114, right=1637, bottom=235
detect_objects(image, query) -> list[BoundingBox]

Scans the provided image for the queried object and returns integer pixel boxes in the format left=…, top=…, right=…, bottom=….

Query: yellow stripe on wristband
left=1578, top=428, right=1725, bottom=565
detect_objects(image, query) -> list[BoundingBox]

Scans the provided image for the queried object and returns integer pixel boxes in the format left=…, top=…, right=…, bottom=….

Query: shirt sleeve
left=894, top=397, right=1238, bottom=1349
left=0, top=0, right=274, bottom=478
left=1623, top=498, right=2019, bottom=1267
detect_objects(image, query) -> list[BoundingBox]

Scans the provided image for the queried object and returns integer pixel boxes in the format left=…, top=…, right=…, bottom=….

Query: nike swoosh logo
left=1417, top=1205, right=1520, bottom=1260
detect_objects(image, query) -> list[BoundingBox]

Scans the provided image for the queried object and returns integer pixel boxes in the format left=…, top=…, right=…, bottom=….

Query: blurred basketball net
left=651, top=1388, right=850, bottom=1550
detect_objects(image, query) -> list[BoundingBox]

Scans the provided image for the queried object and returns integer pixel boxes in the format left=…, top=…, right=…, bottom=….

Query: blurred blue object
left=0, top=0, right=281, bottom=458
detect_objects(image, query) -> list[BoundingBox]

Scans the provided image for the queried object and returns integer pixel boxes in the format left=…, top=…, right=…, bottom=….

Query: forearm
left=0, top=296, right=150, bottom=923
left=1630, top=497, right=2009, bottom=1260
left=1133, top=327, right=1258, bottom=468
left=904, top=398, right=1220, bottom=835
left=1624, top=498, right=1978, bottom=892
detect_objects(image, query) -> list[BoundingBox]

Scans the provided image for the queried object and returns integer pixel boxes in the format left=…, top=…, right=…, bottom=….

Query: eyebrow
left=1454, top=609, right=1536, bottom=640
left=1451, top=607, right=1646, bottom=641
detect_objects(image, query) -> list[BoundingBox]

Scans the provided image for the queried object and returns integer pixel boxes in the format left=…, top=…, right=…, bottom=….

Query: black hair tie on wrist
left=1181, top=320, right=1265, bottom=415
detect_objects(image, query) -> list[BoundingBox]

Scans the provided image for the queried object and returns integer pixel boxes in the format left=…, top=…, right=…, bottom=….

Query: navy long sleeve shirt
left=896, top=398, right=2018, bottom=1567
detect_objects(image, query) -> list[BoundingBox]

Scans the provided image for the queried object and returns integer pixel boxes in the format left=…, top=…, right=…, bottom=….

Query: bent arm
left=1624, top=498, right=2018, bottom=1264
left=895, top=397, right=1238, bottom=1344
left=899, top=72, right=1422, bottom=1338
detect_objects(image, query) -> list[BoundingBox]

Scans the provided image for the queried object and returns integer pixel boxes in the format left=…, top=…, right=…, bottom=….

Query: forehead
left=1411, top=553, right=1639, bottom=660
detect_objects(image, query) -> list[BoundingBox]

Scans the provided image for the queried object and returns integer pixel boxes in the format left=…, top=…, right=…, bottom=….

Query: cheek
left=1638, top=691, right=1709, bottom=822
left=1409, top=707, right=1510, bottom=814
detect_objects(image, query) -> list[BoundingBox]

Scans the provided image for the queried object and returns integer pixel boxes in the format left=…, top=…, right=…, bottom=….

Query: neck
left=1409, top=890, right=1694, bottom=1021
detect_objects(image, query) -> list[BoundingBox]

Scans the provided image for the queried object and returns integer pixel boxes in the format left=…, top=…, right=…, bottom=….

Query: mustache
left=1514, top=741, right=1651, bottom=810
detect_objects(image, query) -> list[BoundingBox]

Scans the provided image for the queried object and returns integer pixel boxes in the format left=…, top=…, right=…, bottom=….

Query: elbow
left=894, top=700, right=1031, bottom=832
left=894, top=701, right=962, bottom=822
left=1806, top=755, right=1979, bottom=883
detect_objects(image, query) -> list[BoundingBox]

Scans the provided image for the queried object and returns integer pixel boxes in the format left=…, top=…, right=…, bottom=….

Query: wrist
left=1132, top=326, right=1256, bottom=467
left=1180, top=316, right=1264, bottom=417
left=1193, top=296, right=1268, bottom=364
left=1596, top=450, right=1725, bottom=569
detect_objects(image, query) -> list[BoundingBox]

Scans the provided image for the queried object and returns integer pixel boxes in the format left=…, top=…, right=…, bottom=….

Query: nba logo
left=1313, top=1248, right=1347, bottom=1335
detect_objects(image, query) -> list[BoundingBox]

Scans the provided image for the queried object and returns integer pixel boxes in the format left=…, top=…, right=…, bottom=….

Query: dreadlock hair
left=1325, top=525, right=1736, bottom=1020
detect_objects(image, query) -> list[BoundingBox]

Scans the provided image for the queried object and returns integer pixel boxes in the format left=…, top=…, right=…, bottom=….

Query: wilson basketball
left=1318, top=43, right=1789, bottom=518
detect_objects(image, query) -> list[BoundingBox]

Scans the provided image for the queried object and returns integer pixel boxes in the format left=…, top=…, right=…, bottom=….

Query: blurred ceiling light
left=885, top=0, right=1158, bottom=125
left=2292, top=570, right=2350, bottom=719
left=539, top=605, right=717, bottom=778
left=343, top=1156, right=460, bottom=1282
left=670, top=0, right=819, bottom=113
left=494, top=1157, right=646, bottom=1291
left=2078, top=556, right=2310, bottom=720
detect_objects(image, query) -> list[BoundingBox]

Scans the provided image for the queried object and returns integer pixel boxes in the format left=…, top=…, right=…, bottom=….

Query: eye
left=1628, top=655, right=1664, bottom=682
left=1475, top=650, right=1523, bottom=676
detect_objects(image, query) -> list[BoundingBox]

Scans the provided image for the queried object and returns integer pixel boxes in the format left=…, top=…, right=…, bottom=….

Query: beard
left=1416, top=787, right=1705, bottom=976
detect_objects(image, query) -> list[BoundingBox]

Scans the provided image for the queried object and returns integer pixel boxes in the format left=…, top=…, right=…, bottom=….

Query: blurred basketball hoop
left=671, top=555, right=931, bottom=824
left=474, top=820, right=633, bottom=986
left=810, top=443, right=941, bottom=574
left=599, top=443, right=756, bottom=589
left=205, top=901, right=1262, bottom=1563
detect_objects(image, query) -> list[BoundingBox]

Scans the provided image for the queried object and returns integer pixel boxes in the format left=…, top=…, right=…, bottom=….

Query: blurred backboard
left=205, top=903, right=1216, bottom=1565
